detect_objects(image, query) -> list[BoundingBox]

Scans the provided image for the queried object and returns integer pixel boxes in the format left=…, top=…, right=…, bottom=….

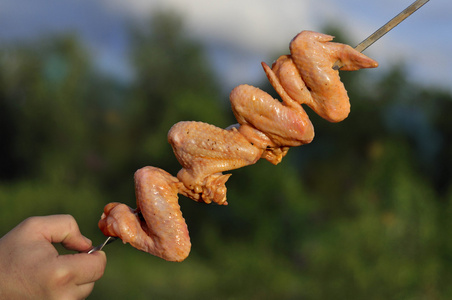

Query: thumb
left=58, top=250, right=107, bottom=285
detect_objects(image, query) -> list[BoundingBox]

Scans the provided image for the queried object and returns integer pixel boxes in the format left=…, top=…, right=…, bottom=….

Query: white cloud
left=102, top=0, right=316, bottom=55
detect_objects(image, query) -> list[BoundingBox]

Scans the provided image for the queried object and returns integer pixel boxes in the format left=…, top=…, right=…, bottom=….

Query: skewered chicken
left=98, top=31, right=378, bottom=262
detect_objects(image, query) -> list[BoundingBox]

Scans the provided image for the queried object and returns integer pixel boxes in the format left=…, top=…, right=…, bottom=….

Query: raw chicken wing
left=98, top=30, right=378, bottom=261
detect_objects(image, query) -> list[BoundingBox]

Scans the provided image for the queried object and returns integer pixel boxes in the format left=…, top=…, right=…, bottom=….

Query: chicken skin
left=98, top=31, right=378, bottom=261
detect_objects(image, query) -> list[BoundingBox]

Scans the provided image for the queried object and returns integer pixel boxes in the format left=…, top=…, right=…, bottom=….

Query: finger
left=74, top=282, right=96, bottom=300
left=52, top=282, right=95, bottom=300
left=57, top=251, right=107, bottom=285
left=37, top=215, right=93, bottom=252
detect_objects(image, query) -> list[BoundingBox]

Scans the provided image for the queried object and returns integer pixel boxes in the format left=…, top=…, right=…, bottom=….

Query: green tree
left=0, top=36, right=109, bottom=183
left=128, top=11, right=229, bottom=164
left=96, top=11, right=232, bottom=200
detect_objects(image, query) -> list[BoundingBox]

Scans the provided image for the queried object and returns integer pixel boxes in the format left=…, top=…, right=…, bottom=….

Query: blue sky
left=1, top=0, right=450, bottom=92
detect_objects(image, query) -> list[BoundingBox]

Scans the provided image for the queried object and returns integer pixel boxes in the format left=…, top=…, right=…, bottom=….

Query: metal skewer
left=333, top=0, right=430, bottom=70
left=87, top=236, right=118, bottom=254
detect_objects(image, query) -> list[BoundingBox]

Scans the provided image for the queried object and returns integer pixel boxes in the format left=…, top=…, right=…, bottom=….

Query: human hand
left=0, top=215, right=107, bottom=300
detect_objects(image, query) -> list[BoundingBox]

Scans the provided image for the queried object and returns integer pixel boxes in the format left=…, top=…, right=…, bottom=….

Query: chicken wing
left=98, top=30, right=378, bottom=261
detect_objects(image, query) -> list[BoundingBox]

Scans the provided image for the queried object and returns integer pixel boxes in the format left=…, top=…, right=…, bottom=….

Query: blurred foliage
left=1, top=10, right=452, bottom=300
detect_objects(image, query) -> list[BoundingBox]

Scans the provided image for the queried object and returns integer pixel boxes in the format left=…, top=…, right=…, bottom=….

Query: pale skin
left=0, top=215, right=107, bottom=300
left=99, top=31, right=378, bottom=262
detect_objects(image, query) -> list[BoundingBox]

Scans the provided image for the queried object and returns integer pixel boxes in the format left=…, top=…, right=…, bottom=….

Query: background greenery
left=1, top=11, right=451, bottom=299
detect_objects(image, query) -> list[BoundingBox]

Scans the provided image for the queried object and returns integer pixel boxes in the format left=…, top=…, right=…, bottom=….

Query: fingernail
left=83, top=236, right=92, bottom=245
